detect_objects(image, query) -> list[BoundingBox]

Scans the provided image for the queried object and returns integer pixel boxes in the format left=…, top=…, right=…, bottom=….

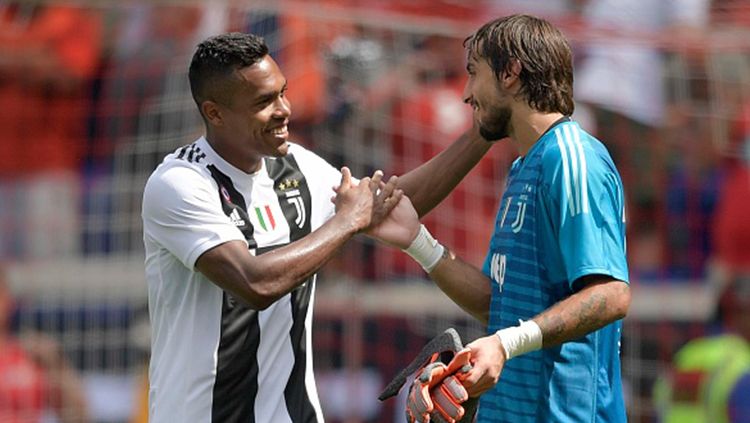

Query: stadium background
left=2, top=0, right=750, bottom=422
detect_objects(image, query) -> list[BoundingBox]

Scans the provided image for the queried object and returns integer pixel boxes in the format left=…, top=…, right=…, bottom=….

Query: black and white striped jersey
left=142, top=137, right=342, bottom=423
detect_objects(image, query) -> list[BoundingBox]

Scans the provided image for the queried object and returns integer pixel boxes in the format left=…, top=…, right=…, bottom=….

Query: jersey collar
left=196, top=136, right=266, bottom=182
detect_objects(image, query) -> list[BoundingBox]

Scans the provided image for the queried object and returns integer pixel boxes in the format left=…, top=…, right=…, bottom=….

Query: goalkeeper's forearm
left=532, top=276, right=630, bottom=348
left=402, top=225, right=491, bottom=324
left=428, top=251, right=492, bottom=324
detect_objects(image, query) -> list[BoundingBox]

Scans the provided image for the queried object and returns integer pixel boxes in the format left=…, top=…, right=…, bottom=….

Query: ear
left=202, top=101, right=223, bottom=126
left=501, top=58, right=522, bottom=89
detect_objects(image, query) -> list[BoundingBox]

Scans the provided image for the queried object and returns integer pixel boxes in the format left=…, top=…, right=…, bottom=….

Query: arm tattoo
left=537, top=284, right=618, bottom=348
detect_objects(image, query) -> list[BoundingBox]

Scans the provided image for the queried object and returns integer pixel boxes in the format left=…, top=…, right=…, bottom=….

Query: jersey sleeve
left=541, top=138, right=629, bottom=288
left=142, top=164, right=246, bottom=269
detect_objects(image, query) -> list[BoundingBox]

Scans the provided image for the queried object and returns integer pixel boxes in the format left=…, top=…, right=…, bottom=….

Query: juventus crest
left=284, top=188, right=306, bottom=229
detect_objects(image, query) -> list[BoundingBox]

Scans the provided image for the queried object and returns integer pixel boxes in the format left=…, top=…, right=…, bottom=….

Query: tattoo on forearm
left=539, top=290, right=611, bottom=347
left=540, top=314, right=566, bottom=343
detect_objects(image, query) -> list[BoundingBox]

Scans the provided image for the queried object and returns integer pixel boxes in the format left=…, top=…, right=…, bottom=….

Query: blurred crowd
left=1, top=0, right=750, bottom=422
left=1, top=0, right=748, bottom=280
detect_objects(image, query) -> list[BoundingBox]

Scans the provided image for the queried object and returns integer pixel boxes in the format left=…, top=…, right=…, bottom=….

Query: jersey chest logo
left=266, top=156, right=312, bottom=243
left=500, top=183, right=533, bottom=234
left=229, top=208, right=247, bottom=227
left=278, top=179, right=307, bottom=229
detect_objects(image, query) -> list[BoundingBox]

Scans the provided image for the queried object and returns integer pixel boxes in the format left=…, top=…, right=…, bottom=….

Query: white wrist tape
left=495, top=320, right=543, bottom=360
left=403, top=224, right=445, bottom=273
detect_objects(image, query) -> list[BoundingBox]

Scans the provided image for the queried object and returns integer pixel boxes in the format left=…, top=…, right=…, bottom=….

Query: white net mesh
left=2, top=1, right=750, bottom=422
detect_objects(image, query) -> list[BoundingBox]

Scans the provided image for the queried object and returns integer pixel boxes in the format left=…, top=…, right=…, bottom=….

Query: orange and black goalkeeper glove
left=406, top=348, right=472, bottom=423
left=378, top=328, right=478, bottom=423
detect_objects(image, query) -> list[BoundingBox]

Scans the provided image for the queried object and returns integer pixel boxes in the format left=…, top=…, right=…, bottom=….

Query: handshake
left=379, top=329, right=479, bottom=423
left=333, top=168, right=446, bottom=272
left=332, top=167, right=422, bottom=251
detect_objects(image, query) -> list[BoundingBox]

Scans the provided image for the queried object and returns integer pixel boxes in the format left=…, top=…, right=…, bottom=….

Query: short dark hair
left=464, top=14, right=574, bottom=115
left=188, top=32, right=270, bottom=113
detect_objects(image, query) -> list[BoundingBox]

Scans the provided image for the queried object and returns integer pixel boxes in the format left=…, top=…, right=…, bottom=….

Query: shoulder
left=143, top=145, right=215, bottom=211
left=286, top=142, right=332, bottom=167
left=284, top=141, right=340, bottom=180
left=539, top=122, right=618, bottom=180
left=147, top=151, right=210, bottom=191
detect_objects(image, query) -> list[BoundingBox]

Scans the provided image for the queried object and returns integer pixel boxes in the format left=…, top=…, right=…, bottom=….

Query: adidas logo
left=229, top=209, right=246, bottom=227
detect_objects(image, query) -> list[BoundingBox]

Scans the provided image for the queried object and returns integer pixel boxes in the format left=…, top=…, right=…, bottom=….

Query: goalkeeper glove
left=406, top=348, right=472, bottom=423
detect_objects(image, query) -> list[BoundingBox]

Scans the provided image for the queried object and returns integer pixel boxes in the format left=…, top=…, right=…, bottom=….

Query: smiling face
left=206, top=55, right=291, bottom=172
left=463, top=52, right=512, bottom=141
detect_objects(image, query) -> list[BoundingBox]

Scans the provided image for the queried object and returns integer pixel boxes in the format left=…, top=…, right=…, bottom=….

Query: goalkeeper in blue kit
left=369, top=14, right=631, bottom=422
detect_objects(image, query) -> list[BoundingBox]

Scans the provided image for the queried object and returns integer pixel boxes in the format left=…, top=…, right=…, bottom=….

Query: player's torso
left=479, top=123, right=628, bottom=423
left=148, top=141, right=330, bottom=423
left=481, top=146, right=549, bottom=421
left=486, top=144, right=550, bottom=328
left=209, top=153, right=324, bottom=423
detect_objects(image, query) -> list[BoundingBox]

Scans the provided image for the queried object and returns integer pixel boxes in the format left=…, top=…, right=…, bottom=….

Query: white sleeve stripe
left=556, top=125, right=590, bottom=217
left=554, top=128, right=576, bottom=216
left=562, top=125, right=581, bottom=215
left=572, top=125, right=589, bottom=214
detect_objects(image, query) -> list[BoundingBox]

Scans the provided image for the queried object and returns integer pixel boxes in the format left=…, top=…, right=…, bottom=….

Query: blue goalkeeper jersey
left=478, top=119, right=629, bottom=423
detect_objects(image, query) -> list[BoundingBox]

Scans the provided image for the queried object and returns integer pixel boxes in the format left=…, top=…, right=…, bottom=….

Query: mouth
left=268, top=124, right=289, bottom=139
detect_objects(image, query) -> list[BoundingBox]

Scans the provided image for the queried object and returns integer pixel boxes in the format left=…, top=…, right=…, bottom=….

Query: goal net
left=3, top=1, right=750, bottom=422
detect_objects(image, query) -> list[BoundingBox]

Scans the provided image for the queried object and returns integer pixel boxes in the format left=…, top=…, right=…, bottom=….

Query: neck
left=205, top=132, right=262, bottom=174
left=509, top=107, right=565, bottom=156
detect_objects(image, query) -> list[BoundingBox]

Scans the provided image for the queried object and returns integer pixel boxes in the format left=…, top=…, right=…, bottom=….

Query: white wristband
left=403, top=224, right=445, bottom=273
left=495, top=320, right=543, bottom=360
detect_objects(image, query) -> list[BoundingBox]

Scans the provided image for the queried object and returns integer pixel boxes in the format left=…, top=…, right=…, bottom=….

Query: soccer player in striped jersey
left=141, top=32, right=491, bottom=423
left=373, top=15, right=631, bottom=422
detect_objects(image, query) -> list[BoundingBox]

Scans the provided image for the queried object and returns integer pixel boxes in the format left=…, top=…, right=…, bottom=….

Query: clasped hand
left=332, top=167, right=420, bottom=248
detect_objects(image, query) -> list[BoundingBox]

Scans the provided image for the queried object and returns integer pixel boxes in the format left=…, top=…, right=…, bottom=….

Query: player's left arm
left=534, top=276, right=629, bottom=347
left=397, top=124, right=493, bottom=217
left=538, top=137, right=631, bottom=346
left=460, top=277, right=629, bottom=397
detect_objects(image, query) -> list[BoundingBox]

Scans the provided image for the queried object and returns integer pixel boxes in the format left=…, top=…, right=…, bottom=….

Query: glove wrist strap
left=403, top=224, right=444, bottom=273
left=495, top=320, right=543, bottom=360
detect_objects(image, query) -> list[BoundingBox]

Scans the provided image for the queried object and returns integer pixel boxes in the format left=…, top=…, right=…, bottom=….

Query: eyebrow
left=254, top=81, right=288, bottom=104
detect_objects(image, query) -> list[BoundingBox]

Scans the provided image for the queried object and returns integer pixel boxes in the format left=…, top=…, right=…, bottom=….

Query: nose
left=273, top=96, right=291, bottom=118
left=462, top=80, right=472, bottom=105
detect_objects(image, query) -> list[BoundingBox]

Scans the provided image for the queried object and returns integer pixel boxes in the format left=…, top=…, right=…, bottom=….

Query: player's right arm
left=195, top=170, right=387, bottom=309
left=144, top=165, right=398, bottom=310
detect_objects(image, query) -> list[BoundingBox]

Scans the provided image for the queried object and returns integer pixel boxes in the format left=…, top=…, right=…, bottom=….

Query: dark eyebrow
left=255, top=80, right=288, bottom=104
left=254, top=93, right=275, bottom=105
